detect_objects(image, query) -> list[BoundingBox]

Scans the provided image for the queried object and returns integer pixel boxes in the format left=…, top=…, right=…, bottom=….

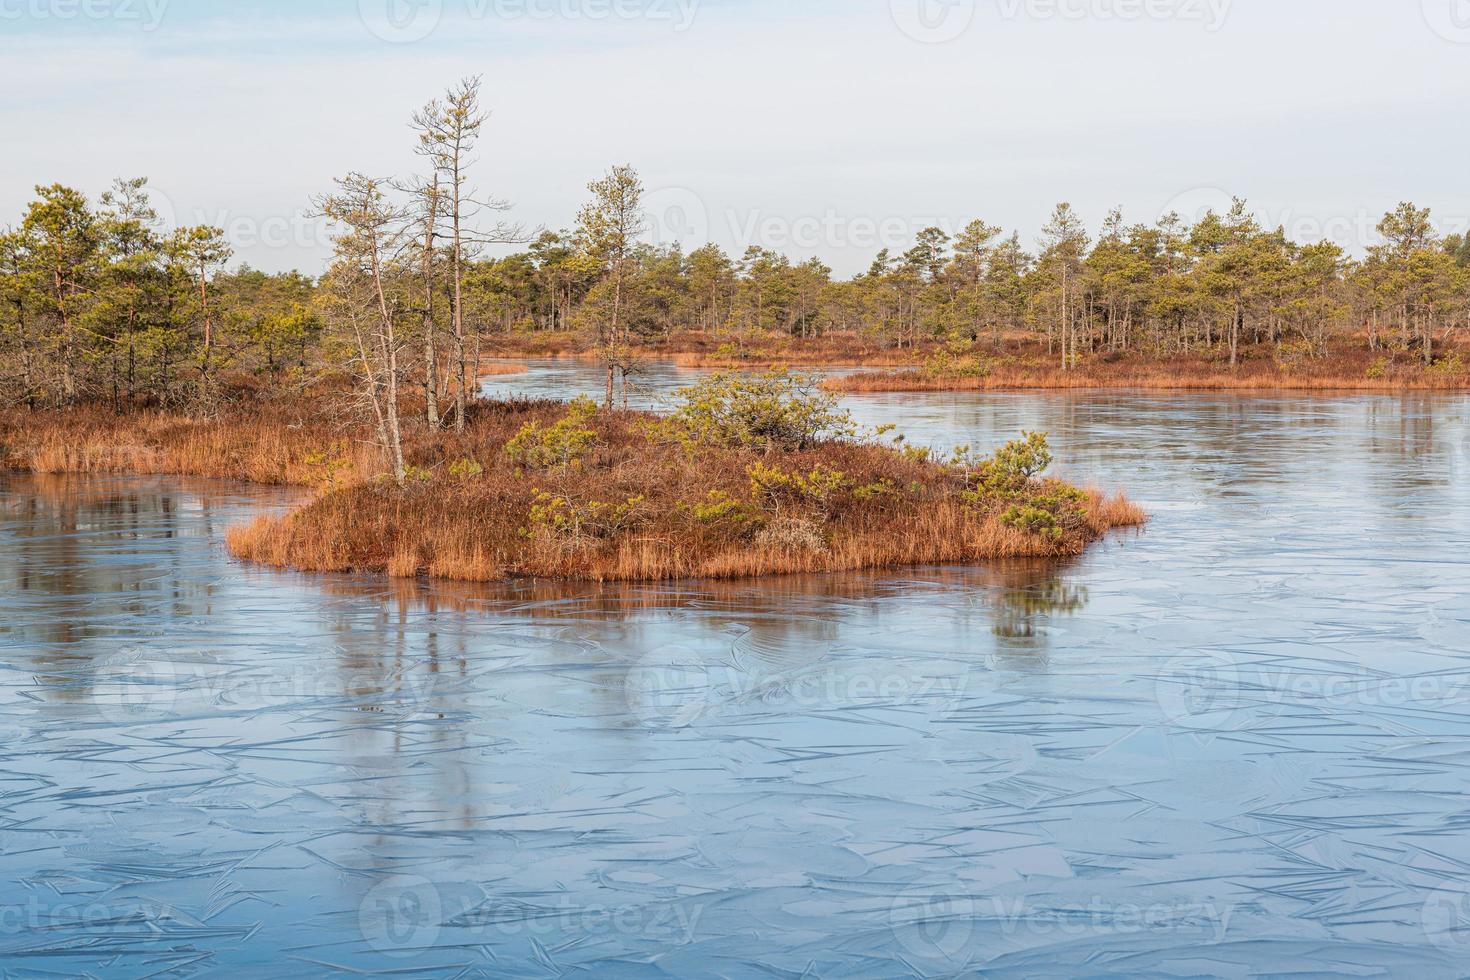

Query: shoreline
left=483, top=337, right=1470, bottom=392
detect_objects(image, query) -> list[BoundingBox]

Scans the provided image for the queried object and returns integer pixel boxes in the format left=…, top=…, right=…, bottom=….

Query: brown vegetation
left=223, top=399, right=1143, bottom=582
left=0, top=400, right=379, bottom=486
left=478, top=360, right=531, bottom=377
left=0, top=375, right=1144, bottom=585
left=824, top=338, right=1470, bottom=393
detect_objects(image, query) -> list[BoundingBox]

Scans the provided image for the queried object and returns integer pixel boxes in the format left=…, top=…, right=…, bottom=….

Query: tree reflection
left=988, top=562, right=1090, bottom=643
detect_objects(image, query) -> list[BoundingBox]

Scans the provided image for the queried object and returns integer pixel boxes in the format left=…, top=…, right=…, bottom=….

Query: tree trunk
left=422, top=179, right=441, bottom=427
left=451, top=152, right=467, bottom=432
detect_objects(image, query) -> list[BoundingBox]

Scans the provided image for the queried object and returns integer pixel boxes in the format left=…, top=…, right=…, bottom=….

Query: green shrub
left=852, top=478, right=901, bottom=501
left=922, top=350, right=991, bottom=379
left=1000, top=505, right=1064, bottom=541
left=684, top=489, right=765, bottom=529
left=525, top=489, right=647, bottom=541
left=964, top=432, right=1054, bottom=501
left=957, top=433, right=1087, bottom=540
left=748, top=462, right=848, bottom=513
left=302, top=441, right=353, bottom=488
left=505, top=397, right=599, bottom=470
left=448, top=457, right=484, bottom=481
left=1273, top=339, right=1321, bottom=371
left=1429, top=354, right=1466, bottom=377
left=668, top=370, right=855, bottom=452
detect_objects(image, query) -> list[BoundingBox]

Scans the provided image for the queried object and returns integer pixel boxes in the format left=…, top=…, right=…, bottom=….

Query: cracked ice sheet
left=2, top=382, right=1470, bottom=977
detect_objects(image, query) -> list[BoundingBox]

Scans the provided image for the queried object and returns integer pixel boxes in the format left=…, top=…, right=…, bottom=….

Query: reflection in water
left=4, top=383, right=1470, bottom=977
left=987, top=561, right=1090, bottom=649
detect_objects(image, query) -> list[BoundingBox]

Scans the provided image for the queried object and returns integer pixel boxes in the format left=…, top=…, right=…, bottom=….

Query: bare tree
left=316, top=174, right=409, bottom=486
left=411, top=76, right=523, bottom=431
left=404, top=174, right=441, bottom=427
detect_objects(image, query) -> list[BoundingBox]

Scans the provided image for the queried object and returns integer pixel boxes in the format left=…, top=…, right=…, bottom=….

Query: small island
left=0, top=371, right=1144, bottom=583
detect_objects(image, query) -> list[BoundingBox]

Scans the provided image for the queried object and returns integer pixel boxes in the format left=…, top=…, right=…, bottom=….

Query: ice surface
left=2, top=374, right=1470, bottom=977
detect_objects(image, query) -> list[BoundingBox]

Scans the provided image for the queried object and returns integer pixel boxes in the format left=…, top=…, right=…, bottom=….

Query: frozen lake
left=3, top=365, right=1470, bottom=976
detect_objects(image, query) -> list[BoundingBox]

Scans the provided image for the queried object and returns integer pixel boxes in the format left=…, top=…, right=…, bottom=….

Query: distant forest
left=3, top=77, right=1468, bottom=414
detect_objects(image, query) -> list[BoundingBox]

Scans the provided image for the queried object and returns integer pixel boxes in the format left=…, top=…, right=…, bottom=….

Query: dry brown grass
left=0, top=402, right=381, bottom=486
left=478, top=360, right=531, bottom=377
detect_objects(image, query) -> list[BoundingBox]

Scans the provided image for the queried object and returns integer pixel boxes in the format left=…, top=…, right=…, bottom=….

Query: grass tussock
left=478, top=360, right=531, bottom=377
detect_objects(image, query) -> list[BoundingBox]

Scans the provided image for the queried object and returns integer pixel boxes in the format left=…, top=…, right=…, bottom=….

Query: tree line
left=491, top=196, right=1470, bottom=369
left=4, top=76, right=1470, bottom=428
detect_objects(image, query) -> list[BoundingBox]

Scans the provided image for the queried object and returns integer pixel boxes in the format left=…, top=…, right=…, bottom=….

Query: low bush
left=505, top=396, right=599, bottom=469
left=663, top=370, right=856, bottom=452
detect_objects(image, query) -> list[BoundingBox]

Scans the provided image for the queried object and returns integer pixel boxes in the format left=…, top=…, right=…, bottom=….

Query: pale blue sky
left=3, top=0, right=1467, bottom=275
